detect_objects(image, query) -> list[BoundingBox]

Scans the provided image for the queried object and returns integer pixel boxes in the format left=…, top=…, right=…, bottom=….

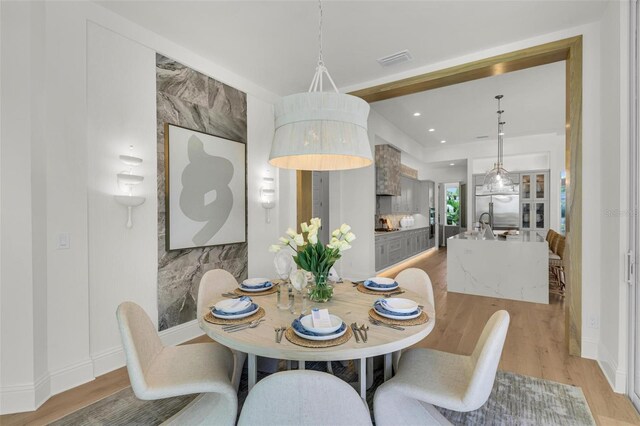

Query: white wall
left=0, top=1, right=292, bottom=414
left=597, top=0, right=630, bottom=393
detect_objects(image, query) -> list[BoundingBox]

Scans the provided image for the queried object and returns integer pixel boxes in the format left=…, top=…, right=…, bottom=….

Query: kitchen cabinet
left=377, top=176, right=423, bottom=215
left=375, top=227, right=431, bottom=271
left=520, top=171, right=549, bottom=233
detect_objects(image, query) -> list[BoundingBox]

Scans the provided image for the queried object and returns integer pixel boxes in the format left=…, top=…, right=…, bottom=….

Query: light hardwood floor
left=2, top=248, right=639, bottom=425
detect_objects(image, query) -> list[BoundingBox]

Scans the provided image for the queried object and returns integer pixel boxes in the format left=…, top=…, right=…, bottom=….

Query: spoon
left=359, top=323, right=369, bottom=342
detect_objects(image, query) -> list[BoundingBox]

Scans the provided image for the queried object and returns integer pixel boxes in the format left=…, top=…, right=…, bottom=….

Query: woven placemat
left=368, top=308, right=429, bottom=326
left=203, top=307, right=266, bottom=325
left=284, top=326, right=353, bottom=348
left=232, top=284, right=279, bottom=296
left=356, top=283, right=404, bottom=296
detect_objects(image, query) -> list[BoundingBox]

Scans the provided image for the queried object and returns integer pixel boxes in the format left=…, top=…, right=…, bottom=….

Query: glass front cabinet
left=520, top=171, right=550, bottom=233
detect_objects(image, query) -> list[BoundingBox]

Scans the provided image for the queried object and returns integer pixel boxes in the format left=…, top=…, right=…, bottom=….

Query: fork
left=384, top=290, right=405, bottom=298
left=221, top=292, right=242, bottom=298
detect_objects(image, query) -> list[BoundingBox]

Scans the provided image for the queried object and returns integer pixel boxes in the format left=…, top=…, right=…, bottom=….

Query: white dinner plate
left=381, top=298, right=418, bottom=314
left=300, top=314, right=343, bottom=334
left=213, top=298, right=252, bottom=314
left=364, top=277, right=399, bottom=292
left=293, top=324, right=348, bottom=341
left=239, top=282, right=274, bottom=292
left=242, top=278, right=271, bottom=288
left=374, top=305, right=422, bottom=321
left=211, top=304, right=259, bottom=320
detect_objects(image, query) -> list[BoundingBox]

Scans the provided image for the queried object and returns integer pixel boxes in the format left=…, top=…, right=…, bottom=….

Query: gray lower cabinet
left=375, top=227, right=431, bottom=271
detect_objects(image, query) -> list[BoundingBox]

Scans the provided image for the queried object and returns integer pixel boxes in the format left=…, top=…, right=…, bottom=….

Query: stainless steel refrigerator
left=474, top=185, right=520, bottom=230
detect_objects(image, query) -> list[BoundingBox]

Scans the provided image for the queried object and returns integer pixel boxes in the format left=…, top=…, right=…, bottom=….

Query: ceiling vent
left=377, top=50, right=413, bottom=67
left=476, top=135, right=490, bottom=139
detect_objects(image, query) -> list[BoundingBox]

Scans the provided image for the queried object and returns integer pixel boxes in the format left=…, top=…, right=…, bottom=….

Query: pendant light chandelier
left=269, top=1, right=373, bottom=171
left=482, top=95, right=516, bottom=194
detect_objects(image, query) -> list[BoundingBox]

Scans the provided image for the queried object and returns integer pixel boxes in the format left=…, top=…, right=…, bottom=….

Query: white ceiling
left=96, top=0, right=607, bottom=95
left=371, top=61, right=566, bottom=147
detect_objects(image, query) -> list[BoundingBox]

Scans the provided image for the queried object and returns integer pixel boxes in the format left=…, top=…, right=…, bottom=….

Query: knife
left=351, top=323, right=361, bottom=343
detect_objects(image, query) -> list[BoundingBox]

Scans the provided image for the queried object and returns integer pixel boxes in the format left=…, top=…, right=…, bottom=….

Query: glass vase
left=308, top=273, right=333, bottom=303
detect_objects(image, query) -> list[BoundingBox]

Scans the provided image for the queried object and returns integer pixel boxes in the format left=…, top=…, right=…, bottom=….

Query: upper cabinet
left=375, top=145, right=401, bottom=196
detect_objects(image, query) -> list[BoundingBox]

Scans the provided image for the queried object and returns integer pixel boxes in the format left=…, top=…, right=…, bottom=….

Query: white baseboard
left=581, top=337, right=599, bottom=359
left=0, top=373, right=49, bottom=414
left=598, top=343, right=627, bottom=393
left=93, top=319, right=205, bottom=377
left=1, top=321, right=204, bottom=414
left=49, top=358, right=95, bottom=395
left=159, top=318, right=205, bottom=346
left=92, top=345, right=126, bottom=377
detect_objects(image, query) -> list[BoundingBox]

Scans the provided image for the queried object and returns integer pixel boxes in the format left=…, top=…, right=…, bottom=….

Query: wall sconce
left=260, top=174, right=276, bottom=223
left=114, top=147, right=145, bottom=228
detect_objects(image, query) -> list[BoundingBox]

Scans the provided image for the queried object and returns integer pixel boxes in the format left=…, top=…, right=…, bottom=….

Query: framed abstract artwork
left=165, top=123, right=246, bottom=250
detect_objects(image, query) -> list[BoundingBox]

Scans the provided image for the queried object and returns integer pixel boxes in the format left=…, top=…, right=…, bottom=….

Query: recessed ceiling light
left=440, top=140, right=446, bottom=144
left=449, top=163, right=455, bottom=166
left=413, top=112, right=421, bottom=117
left=428, top=128, right=435, bottom=132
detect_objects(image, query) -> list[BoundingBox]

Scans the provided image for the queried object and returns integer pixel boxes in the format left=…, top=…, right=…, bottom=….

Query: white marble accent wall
left=447, top=232, right=549, bottom=304
left=157, top=54, right=248, bottom=330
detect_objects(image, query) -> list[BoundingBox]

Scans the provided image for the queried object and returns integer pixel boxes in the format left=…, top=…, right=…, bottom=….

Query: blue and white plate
left=299, top=314, right=343, bottom=334
left=240, top=281, right=274, bottom=292
left=292, top=318, right=348, bottom=341
left=373, top=300, right=421, bottom=320
left=211, top=303, right=259, bottom=319
left=378, top=298, right=418, bottom=314
left=364, top=277, right=399, bottom=291
left=213, top=297, right=252, bottom=314
left=242, top=278, right=271, bottom=288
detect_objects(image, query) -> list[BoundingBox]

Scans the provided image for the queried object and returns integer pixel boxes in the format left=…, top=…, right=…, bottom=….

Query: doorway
left=349, top=36, right=583, bottom=355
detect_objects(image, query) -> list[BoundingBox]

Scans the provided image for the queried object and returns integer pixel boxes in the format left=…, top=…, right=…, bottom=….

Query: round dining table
left=199, top=281, right=435, bottom=399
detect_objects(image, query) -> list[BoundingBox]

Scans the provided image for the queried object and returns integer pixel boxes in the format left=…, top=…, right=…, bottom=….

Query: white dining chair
left=197, top=268, right=248, bottom=390
left=116, top=301, right=237, bottom=426
left=373, top=310, right=510, bottom=425
left=237, top=370, right=373, bottom=426
left=391, top=268, right=436, bottom=372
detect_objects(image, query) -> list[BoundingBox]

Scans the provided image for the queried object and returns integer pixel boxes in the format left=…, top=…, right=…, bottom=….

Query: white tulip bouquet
left=270, top=218, right=356, bottom=302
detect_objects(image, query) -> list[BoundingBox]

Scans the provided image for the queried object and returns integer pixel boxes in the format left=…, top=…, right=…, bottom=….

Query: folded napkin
left=241, top=281, right=273, bottom=289
left=373, top=300, right=419, bottom=317
left=364, top=279, right=398, bottom=289
left=212, top=303, right=258, bottom=316
left=292, top=318, right=347, bottom=337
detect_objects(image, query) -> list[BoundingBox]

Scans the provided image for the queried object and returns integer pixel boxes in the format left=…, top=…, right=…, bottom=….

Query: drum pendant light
left=269, top=1, right=373, bottom=171
left=482, top=95, right=517, bottom=195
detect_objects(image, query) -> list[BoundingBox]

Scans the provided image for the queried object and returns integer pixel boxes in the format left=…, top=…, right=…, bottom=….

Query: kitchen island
left=447, top=230, right=549, bottom=304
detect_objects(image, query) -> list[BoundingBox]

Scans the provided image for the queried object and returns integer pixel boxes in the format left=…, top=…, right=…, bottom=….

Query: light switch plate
left=57, top=233, right=70, bottom=250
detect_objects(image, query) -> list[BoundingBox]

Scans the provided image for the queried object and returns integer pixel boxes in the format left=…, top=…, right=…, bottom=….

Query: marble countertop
left=449, top=230, right=545, bottom=243
left=375, top=226, right=430, bottom=236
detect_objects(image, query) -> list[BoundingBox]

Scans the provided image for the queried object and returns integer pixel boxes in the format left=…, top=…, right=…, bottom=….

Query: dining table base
left=246, top=354, right=392, bottom=399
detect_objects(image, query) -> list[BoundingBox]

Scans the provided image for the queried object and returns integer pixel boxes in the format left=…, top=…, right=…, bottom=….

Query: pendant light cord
left=318, top=0, right=324, bottom=67
left=307, top=0, right=339, bottom=94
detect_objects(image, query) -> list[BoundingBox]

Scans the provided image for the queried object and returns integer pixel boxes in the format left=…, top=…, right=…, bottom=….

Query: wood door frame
left=348, top=35, right=583, bottom=356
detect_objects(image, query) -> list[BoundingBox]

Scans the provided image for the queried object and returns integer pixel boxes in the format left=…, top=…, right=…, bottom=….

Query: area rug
left=52, top=362, right=595, bottom=425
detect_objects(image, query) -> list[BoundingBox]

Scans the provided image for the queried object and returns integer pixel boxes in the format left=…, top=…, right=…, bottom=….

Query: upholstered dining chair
left=116, top=301, right=237, bottom=426
left=374, top=310, right=510, bottom=426
left=391, top=268, right=436, bottom=371
left=197, top=268, right=247, bottom=390
left=238, top=370, right=373, bottom=426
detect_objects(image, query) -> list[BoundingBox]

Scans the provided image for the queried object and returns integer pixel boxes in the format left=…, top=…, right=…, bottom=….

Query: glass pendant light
left=269, top=1, right=373, bottom=171
left=482, top=95, right=517, bottom=195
